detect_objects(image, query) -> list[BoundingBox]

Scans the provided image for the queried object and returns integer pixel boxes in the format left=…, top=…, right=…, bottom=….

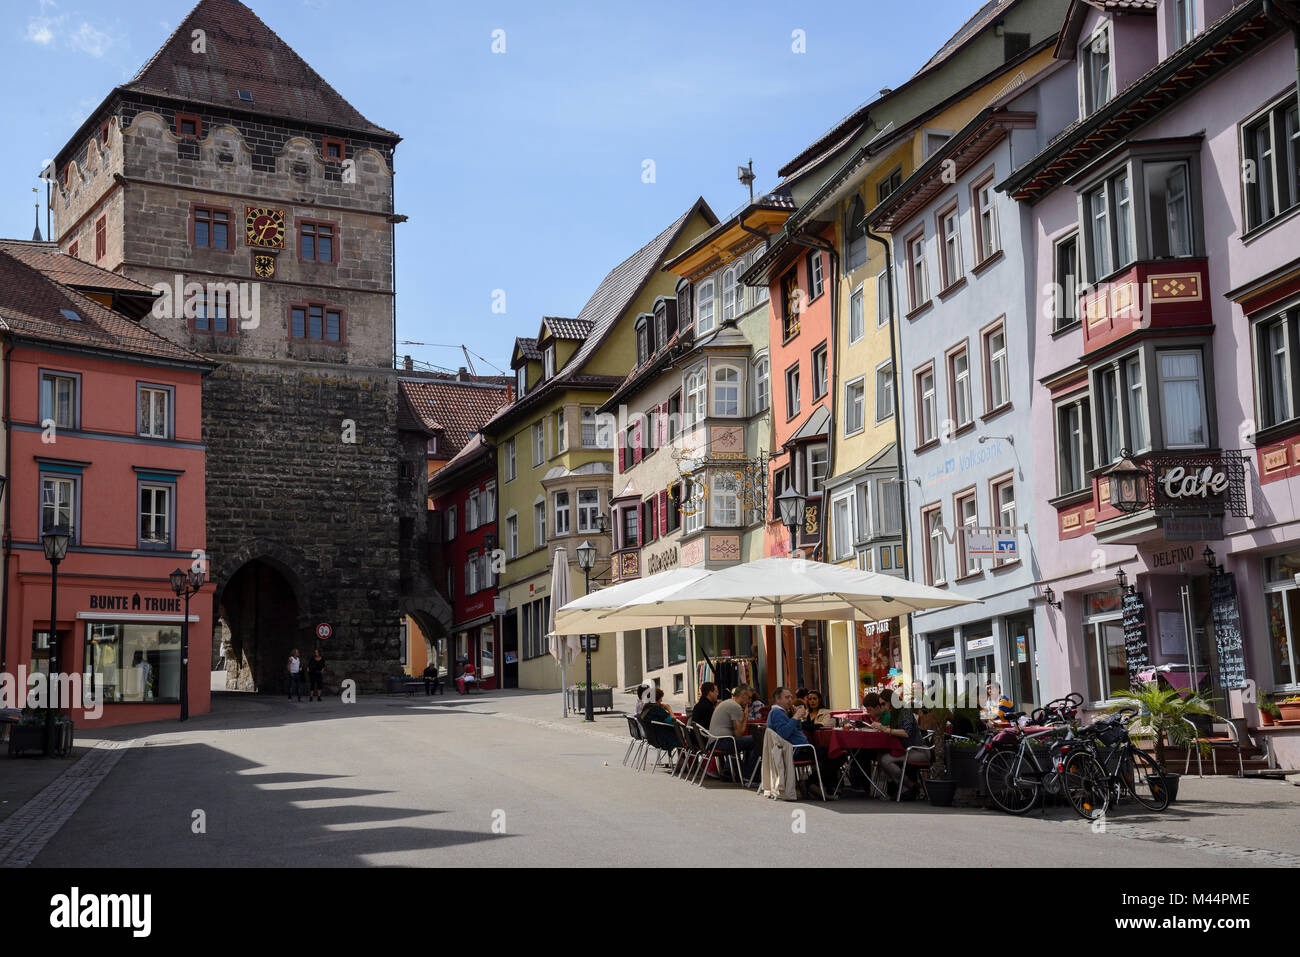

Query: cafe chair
left=744, top=726, right=767, bottom=789
left=671, top=720, right=702, bottom=780
left=1182, top=715, right=1244, bottom=778
left=647, top=720, right=681, bottom=773
left=623, top=714, right=647, bottom=768
left=697, top=727, right=744, bottom=786
left=790, top=743, right=827, bottom=802
left=897, top=732, right=936, bottom=802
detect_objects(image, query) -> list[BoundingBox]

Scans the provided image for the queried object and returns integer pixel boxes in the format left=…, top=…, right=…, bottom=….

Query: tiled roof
left=542, top=317, right=593, bottom=341
left=399, top=377, right=511, bottom=458
left=514, top=336, right=541, bottom=361
left=0, top=240, right=153, bottom=294
left=0, top=247, right=209, bottom=365
left=429, top=433, right=494, bottom=491
left=485, top=198, right=716, bottom=434
left=124, top=0, right=396, bottom=139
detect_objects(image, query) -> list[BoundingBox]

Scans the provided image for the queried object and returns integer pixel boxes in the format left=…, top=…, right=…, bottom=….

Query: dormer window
left=676, top=279, right=692, bottom=331
left=635, top=316, right=650, bottom=366
left=654, top=298, right=675, bottom=351
left=1173, top=0, right=1197, bottom=48
left=544, top=344, right=555, bottom=379
left=1080, top=26, right=1112, bottom=117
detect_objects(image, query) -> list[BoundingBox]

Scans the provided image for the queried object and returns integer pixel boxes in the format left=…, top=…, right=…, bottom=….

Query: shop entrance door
left=502, top=612, right=519, bottom=689
left=1004, top=614, right=1038, bottom=712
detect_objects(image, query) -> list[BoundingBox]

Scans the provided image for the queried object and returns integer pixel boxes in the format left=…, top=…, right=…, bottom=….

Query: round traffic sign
left=316, top=623, right=332, bottom=640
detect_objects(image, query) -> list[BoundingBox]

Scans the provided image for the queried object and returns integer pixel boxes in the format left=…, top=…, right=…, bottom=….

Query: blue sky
left=3, top=0, right=989, bottom=376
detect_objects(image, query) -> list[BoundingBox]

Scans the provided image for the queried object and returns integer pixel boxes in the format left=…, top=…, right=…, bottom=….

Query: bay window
left=1085, top=171, right=1135, bottom=281
left=577, top=488, right=600, bottom=532
left=807, top=444, right=828, bottom=495
left=831, top=492, right=854, bottom=562
left=554, top=491, right=570, bottom=535
left=1124, top=355, right=1148, bottom=451
left=685, top=368, right=706, bottom=426
left=1144, top=161, right=1192, bottom=259
left=697, top=279, right=715, bottom=335
left=710, top=471, right=741, bottom=528
left=751, top=356, right=770, bottom=414
left=723, top=267, right=739, bottom=322
left=712, top=364, right=742, bottom=417
left=1158, top=349, right=1208, bottom=448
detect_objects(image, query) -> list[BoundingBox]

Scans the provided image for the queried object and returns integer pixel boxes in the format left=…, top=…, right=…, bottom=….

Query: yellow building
left=764, top=1, right=1068, bottom=708
left=482, top=199, right=717, bottom=690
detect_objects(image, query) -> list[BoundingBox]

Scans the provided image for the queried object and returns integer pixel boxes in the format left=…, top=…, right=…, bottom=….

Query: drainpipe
left=1, top=343, right=12, bottom=676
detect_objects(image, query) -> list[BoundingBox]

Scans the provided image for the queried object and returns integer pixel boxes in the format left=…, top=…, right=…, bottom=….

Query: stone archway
left=214, top=543, right=311, bottom=694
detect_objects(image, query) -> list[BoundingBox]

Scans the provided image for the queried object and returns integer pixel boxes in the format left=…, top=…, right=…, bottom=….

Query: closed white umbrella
left=546, top=548, right=579, bottom=717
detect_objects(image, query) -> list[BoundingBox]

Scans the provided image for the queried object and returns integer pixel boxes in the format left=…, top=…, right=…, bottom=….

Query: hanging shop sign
left=1147, top=451, right=1248, bottom=516
left=1164, top=516, right=1224, bottom=542
left=1122, top=589, right=1151, bottom=687
left=1209, top=572, right=1247, bottom=690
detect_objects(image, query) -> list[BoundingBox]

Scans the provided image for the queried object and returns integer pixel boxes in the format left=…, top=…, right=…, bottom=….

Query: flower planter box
left=1278, top=703, right=1300, bottom=723
left=8, top=720, right=73, bottom=757
left=569, top=688, right=614, bottom=712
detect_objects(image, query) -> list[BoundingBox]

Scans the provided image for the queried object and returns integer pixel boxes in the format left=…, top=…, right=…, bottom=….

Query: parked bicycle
left=976, top=700, right=1109, bottom=820
left=1074, top=707, right=1171, bottom=812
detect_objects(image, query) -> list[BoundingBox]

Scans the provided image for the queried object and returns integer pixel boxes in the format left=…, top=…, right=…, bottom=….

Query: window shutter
left=658, top=490, right=669, bottom=536
left=633, top=422, right=643, bottom=464
left=618, top=441, right=625, bottom=473
left=657, top=403, right=668, bottom=447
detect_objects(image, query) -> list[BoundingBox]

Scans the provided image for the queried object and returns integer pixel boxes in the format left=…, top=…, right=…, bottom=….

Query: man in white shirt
left=287, top=649, right=303, bottom=701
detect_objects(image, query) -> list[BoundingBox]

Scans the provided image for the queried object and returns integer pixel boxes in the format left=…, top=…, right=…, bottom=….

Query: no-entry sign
left=316, top=623, right=332, bottom=640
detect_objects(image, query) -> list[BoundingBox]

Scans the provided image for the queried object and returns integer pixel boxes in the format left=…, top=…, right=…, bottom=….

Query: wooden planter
left=570, top=688, right=613, bottom=712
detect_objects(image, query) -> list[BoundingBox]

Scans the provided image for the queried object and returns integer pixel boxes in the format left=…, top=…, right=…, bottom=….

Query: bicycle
left=978, top=721, right=1110, bottom=820
left=1075, top=707, right=1171, bottom=812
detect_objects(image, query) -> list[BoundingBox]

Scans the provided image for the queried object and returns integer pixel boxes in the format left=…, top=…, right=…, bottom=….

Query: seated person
left=422, top=661, right=442, bottom=694
left=768, top=686, right=843, bottom=799
left=984, top=681, right=1015, bottom=724
left=639, top=689, right=677, bottom=752
left=863, top=692, right=924, bottom=798
left=802, top=690, right=835, bottom=731
left=878, top=688, right=898, bottom=728
left=640, top=688, right=672, bottom=724
left=691, top=682, right=718, bottom=728
left=747, top=694, right=766, bottom=721
left=707, top=685, right=757, bottom=780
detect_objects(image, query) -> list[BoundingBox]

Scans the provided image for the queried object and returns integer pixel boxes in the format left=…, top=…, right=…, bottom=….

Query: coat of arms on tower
left=253, top=253, right=277, bottom=279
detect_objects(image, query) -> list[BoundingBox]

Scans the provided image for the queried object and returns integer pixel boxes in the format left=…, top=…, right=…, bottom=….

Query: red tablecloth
left=814, top=727, right=904, bottom=759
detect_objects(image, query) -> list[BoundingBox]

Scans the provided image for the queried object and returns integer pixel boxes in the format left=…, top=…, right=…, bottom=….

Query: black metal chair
left=623, top=714, right=646, bottom=768
left=647, top=720, right=680, bottom=773
left=697, top=726, right=743, bottom=785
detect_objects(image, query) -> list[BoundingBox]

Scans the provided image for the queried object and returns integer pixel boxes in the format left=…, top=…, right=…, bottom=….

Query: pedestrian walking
left=287, top=649, right=303, bottom=701
left=308, top=648, right=325, bottom=701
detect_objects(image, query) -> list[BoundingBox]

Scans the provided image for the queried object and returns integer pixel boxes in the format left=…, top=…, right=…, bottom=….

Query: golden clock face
left=245, top=206, right=286, bottom=248
left=253, top=253, right=276, bottom=279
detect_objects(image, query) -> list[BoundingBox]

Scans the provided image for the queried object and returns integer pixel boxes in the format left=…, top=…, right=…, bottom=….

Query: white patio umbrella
left=588, top=556, right=982, bottom=690
left=546, top=548, right=580, bottom=717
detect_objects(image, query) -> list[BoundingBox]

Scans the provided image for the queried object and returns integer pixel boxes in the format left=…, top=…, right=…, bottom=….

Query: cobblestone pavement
left=13, top=690, right=1300, bottom=867
left=0, top=741, right=133, bottom=867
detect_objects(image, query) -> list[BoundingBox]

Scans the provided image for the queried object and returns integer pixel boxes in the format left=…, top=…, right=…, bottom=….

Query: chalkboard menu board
left=1123, top=590, right=1150, bottom=688
left=1210, top=572, right=1247, bottom=690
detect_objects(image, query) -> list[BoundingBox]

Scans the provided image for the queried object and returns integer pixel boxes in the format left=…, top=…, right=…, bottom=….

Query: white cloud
left=25, top=7, right=113, bottom=58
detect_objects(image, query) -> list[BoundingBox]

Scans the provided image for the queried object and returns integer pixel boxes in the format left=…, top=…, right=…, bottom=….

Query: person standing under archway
left=287, top=649, right=303, bottom=701
left=307, top=648, right=325, bottom=701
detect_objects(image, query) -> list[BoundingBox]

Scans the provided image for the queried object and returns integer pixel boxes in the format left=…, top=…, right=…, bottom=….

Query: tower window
left=174, top=113, right=202, bottom=139
left=322, top=137, right=345, bottom=162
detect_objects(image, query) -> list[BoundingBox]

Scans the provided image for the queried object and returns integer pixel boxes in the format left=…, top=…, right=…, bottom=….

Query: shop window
left=1083, top=589, right=1127, bottom=703
left=86, top=622, right=181, bottom=703
left=1264, top=553, right=1300, bottom=686
left=645, top=628, right=665, bottom=672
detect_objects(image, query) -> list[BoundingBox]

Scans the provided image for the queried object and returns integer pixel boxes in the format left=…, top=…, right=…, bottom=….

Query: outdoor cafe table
left=814, top=727, right=902, bottom=799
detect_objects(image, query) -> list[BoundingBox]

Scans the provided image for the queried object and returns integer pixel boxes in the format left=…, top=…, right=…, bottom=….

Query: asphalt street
left=30, top=690, right=1300, bottom=867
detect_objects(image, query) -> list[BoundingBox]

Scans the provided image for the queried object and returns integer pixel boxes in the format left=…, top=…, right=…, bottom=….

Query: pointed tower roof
left=123, top=0, right=397, bottom=140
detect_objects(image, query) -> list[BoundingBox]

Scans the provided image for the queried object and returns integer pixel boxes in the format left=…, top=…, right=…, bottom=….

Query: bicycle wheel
left=1061, top=752, right=1110, bottom=821
left=983, top=750, right=1038, bottom=815
left=1121, top=747, right=1170, bottom=811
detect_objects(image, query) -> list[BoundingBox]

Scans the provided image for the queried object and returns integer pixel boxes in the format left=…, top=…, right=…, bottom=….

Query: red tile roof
left=0, top=240, right=153, bottom=294
left=0, top=247, right=209, bottom=365
left=399, top=377, right=511, bottom=458
left=124, top=0, right=396, bottom=139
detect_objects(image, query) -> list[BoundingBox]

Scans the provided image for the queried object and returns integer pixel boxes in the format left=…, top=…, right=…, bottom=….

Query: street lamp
left=1115, top=566, right=1129, bottom=593
left=1105, top=450, right=1149, bottom=513
left=169, top=566, right=205, bottom=722
left=777, top=486, right=806, bottom=555
left=41, top=524, right=70, bottom=757
left=575, top=539, right=597, bottom=723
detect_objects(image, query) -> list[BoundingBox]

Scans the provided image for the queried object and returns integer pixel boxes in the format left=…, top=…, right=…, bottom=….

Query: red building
left=402, top=374, right=511, bottom=689
left=0, top=241, right=213, bottom=728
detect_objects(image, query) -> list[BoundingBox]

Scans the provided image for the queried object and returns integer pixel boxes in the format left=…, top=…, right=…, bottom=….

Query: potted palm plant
left=1259, top=693, right=1279, bottom=727
left=1109, top=681, right=1217, bottom=803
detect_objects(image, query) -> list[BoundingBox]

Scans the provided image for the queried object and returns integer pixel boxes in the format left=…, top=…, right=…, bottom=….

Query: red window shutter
left=618, top=441, right=625, bottom=473
left=633, top=423, right=643, bottom=464
left=658, top=403, right=669, bottom=447
left=658, top=490, right=669, bottom=536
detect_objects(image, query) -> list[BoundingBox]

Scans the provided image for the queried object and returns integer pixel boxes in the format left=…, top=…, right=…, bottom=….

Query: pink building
left=0, top=241, right=213, bottom=728
left=1005, top=0, right=1300, bottom=767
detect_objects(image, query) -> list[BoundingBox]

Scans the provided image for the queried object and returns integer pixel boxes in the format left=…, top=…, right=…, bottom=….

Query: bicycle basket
left=1097, top=722, right=1127, bottom=745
